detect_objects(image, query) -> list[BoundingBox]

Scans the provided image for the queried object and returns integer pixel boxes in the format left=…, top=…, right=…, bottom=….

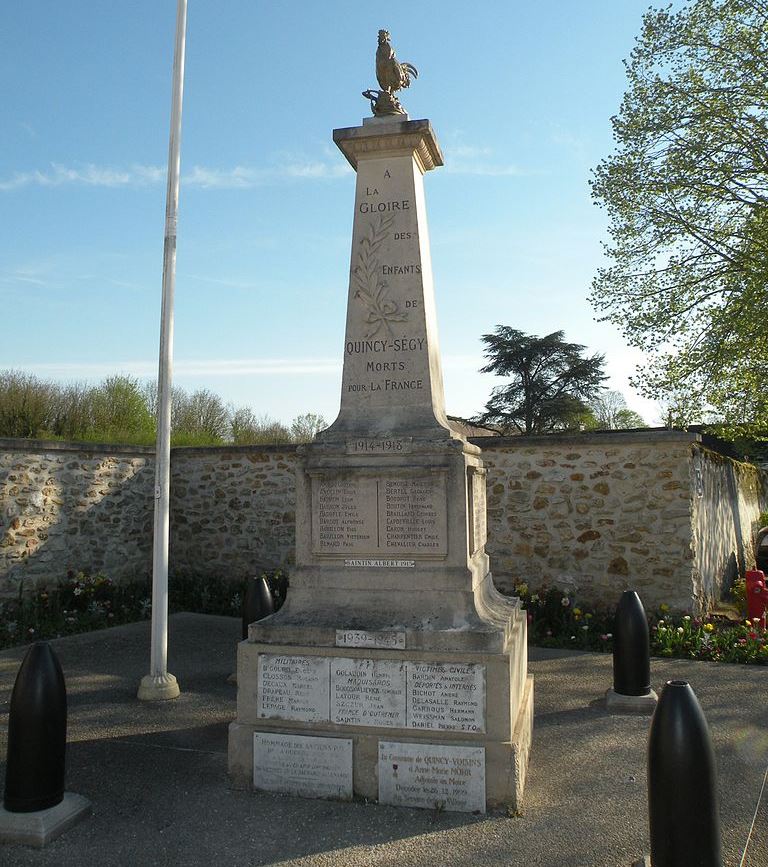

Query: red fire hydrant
left=745, top=570, right=768, bottom=629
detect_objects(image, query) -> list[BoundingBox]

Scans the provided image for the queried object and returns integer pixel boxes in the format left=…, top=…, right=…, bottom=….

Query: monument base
left=228, top=613, right=533, bottom=813
left=0, top=793, right=91, bottom=848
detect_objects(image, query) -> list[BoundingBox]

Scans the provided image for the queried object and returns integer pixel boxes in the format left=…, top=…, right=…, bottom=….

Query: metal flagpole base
left=137, top=672, right=180, bottom=701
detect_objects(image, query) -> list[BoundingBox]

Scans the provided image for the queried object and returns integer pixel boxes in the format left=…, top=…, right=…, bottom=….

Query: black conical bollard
left=613, top=590, right=651, bottom=696
left=4, top=641, right=67, bottom=813
left=648, top=681, right=723, bottom=866
left=241, top=576, right=275, bottom=639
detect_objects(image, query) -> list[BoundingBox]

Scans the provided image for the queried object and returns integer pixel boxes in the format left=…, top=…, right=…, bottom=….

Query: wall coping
left=469, top=429, right=701, bottom=449
left=0, top=430, right=700, bottom=457
left=0, top=437, right=156, bottom=456
left=0, top=438, right=302, bottom=457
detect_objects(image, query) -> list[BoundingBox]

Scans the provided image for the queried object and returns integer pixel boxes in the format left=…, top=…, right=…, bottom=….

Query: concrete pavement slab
left=0, top=614, right=765, bottom=866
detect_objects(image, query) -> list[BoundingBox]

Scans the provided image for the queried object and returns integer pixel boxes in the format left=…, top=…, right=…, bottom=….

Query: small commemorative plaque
left=335, top=629, right=406, bottom=649
left=253, top=733, right=352, bottom=800
left=406, top=662, right=486, bottom=733
left=378, top=741, right=486, bottom=813
left=257, top=654, right=329, bottom=722
left=330, top=658, right=406, bottom=728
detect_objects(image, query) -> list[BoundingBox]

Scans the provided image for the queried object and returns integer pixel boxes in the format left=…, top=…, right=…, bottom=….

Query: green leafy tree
left=290, top=412, right=327, bottom=443
left=88, top=375, right=155, bottom=443
left=590, top=0, right=768, bottom=437
left=171, top=388, right=229, bottom=444
left=589, top=390, right=647, bottom=430
left=230, top=408, right=292, bottom=445
left=0, top=371, right=58, bottom=438
left=474, top=328, right=607, bottom=435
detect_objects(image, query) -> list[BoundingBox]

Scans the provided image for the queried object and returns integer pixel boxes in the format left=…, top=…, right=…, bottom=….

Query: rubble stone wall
left=2, top=433, right=765, bottom=612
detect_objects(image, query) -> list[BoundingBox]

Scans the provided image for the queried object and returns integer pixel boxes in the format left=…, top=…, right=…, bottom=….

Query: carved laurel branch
left=353, top=214, right=408, bottom=338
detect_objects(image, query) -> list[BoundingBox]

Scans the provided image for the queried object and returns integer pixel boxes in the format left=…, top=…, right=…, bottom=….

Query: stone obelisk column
left=328, top=118, right=449, bottom=439
left=229, top=32, right=533, bottom=813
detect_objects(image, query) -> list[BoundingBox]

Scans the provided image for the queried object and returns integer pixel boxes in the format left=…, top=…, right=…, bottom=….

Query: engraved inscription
left=407, top=662, right=486, bottom=733
left=330, top=658, right=406, bottom=727
left=257, top=655, right=329, bottom=722
left=313, top=477, right=376, bottom=553
left=378, top=742, right=486, bottom=814
left=253, top=733, right=352, bottom=800
left=346, top=437, right=412, bottom=454
left=312, top=471, right=447, bottom=557
left=335, top=629, right=406, bottom=648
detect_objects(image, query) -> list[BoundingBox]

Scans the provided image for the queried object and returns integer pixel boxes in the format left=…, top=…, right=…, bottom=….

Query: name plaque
left=257, top=655, right=329, bottom=723
left=311, top=470, right=447, bottom=557
left=378, top=741, right=486, bottom=814
left=344, top=559, right=415, bottom=568
left=335, top=630, right=406, bottom=649
left=407, top=662, right=486, bottom=733
left=256, top=655, right=487, bottom=733
left=330, top=658, right=406, bottom=727
left=253, top=733, right=352, bottom=800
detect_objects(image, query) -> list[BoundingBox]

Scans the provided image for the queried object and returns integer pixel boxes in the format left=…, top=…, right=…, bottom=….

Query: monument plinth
left=229, top=37, right=532, bottom=810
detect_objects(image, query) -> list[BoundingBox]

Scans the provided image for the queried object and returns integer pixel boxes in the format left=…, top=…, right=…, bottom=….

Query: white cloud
left=0, top=157, right=351, bottom=192
left=8, top=357, right=343, bottom=379
left=442, top=143, right=527, bottom=177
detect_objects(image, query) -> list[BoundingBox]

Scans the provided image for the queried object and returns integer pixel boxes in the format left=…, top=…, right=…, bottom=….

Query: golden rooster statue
left=363, top=30, right=418, bottom=117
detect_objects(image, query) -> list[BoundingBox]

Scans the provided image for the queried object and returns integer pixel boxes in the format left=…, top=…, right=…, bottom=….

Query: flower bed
left=515, top=583, right=768, bottom=665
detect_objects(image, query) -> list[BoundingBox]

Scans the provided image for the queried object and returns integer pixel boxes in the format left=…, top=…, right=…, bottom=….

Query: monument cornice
left=333, top=119, right=444, bottom=173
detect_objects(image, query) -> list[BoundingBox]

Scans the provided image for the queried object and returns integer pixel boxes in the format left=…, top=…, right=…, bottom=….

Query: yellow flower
left=585, top=613, right=592, bottom=619
left=515, top=583, right=529, bottom=597
left=573, top=608, right=582, bottom=616
left=660, top=603, right=670, bottom=613
left=703, top=623, right=714, bottom=632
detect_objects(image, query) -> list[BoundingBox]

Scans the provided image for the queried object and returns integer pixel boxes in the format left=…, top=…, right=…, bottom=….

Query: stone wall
left=692, top=448, right=768, bottom=604
left=476, top=433, right=768, bottom=611
left=2, top=433, right=766, bottom=612
left=169, top=445, right=298, bottom=582
left=0, top=439, right=155, bottom=596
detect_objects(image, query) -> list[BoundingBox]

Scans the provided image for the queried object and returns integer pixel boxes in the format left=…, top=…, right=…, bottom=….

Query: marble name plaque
left=257, top=655, right=329, bottom=722
left=311, top=470, right=447, bottom=557
left=378, top=741, right=486, bottom=814
left=407, top=662, right=486, bottom=733
left=335, top=629, right=406, bottom=649
left=330, top=658, right=406, bottom=727
left=253, top=733, right=352, bottom=800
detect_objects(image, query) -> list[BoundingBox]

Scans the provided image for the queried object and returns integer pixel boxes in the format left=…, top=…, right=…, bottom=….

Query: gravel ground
left=0, top=613, right=766, bottom=867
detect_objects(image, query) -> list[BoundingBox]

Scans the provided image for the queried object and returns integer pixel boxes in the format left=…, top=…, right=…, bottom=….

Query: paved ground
left=0, top=613, right=766, bottom=867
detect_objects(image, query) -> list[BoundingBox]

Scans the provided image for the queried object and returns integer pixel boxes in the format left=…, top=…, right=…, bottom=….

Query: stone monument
left=228, top=31, right=533, bottom=813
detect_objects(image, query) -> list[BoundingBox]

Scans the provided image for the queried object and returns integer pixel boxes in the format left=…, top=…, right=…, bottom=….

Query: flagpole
left=138, top=0, right=188, bottom=701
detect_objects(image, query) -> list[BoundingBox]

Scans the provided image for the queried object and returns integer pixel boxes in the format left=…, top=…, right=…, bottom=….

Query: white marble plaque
left=253, top=733, right=352, bottom=800
left=407, top=662, right=486, bottom=733
left=257, top=655, right=329, bottom=722
left=330, top=658, right=406, bottom=727
left=378, top=741, right=486, bottom=813
left=335, top=629, right=406, bottom=649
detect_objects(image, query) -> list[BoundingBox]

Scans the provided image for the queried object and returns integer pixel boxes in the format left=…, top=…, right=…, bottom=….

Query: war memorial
left=228, top=31, right=533, bottom=813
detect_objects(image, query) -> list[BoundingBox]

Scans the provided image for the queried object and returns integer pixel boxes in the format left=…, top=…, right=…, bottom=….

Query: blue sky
left=1, top=1, right=664, bottom=426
